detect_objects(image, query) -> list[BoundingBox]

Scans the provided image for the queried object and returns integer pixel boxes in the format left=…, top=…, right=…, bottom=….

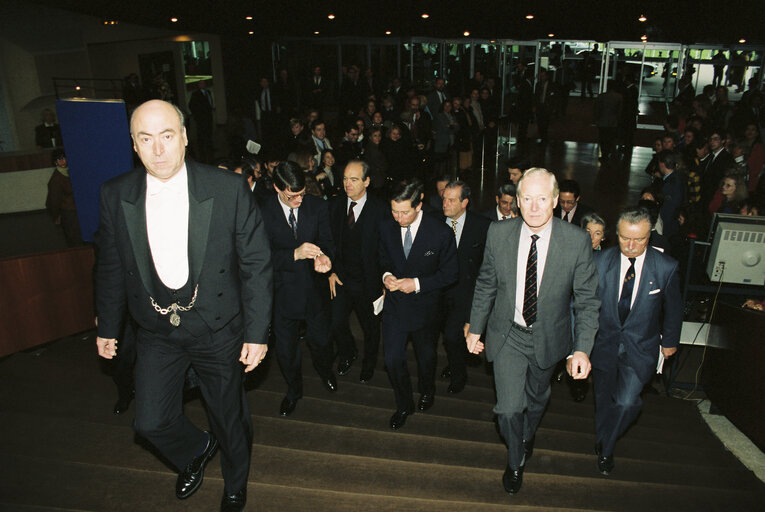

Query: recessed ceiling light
left=328, top=14, right=335, bottom=20
left=739, top=38, right=746, bottom=43
left=638, top=14, right=647, bottom=22
left=421, top=13, right=429, bottom=19
left=640, top=35, right=648, bottom=41
left=170, top=17, right=178, bottom=23
left=248, top=31, right=254, bottom=35
left=463, top=31, right=470, bottom=37
left=314, top=31, right=320, bottom=35
left=525, top=14, right=534, bottom=20
left=385, top=30, right=391, bottom=35
left=245, top=16, right=253, bottom=20
left=548, top=33, right=555, bottom=37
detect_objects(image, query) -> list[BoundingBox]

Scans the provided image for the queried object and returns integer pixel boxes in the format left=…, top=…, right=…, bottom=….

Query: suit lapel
left=604, top=249, right=622, bottom=322
left=120, top=172, right=155, bottom=297
left=629, top=248, right=655, bottom=320
left=187, top=163, right=213, bottom=286
left=505, top=220, right=521, bottom=306
left=538, top=220, right=559, bottom=299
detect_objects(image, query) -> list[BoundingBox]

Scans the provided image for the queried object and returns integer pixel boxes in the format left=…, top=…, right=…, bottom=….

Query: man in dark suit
left=591, top=207, right=682, bottom=475
left=95, top=100, right=272, bottom=512
left=305, top=65, right=329, bottom=113
left=188, top=80, right=215, bottom=163
left=328, top=160, right=387, bottom=382
left=467, top=168, right=600, bottom=494
left=426, top=77, right=450, bottom=118
left=553, top=179, right=594, bottom=227
left=656, top=150, right=686, bottom=242
left=439, top=180, right=491, bottom=393
left=701, top=128, right=736, bottom=215
left=260, top=161, right=337, bottom=417
left=380, top=180, right=458, bottom=430
left=256, top=77, right=279, bottom=149
left=484, top=183, right=517, bottom=222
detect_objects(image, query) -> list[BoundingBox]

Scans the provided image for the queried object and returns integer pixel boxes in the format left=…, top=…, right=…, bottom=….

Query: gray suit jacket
left=469, top=217, right=600, bottom=368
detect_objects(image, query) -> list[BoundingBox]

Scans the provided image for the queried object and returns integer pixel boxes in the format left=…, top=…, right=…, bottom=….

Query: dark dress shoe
left=417, top=393, right=434, bottom=412
left=502, top=465, right=524, bottom=494
left=176, top=432, right=219, bottom=499
left=220, top=488, right=246, bottom=512
left=322, top=374, right=338, bottom=392
left=337, top=355, right=355, bottom=376
left=523, top=437, right=535, bottom=462
left=440, top=366, right=451, bottom=379
left=279, top=397, right=298, bottom=416
left=389, top=409, right=412, bottom=430
left=598, top=454, right=615, bottom=475
left=113, top=390, right=134, bottom=415
left=359, top=367, right=374, bottom=383
left=447, top=380, right=466, bottom=394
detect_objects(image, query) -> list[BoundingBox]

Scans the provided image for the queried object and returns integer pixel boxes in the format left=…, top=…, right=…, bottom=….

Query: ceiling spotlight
left=638, top=14, right=647, bottom=22
left=328, top=14, right=335, bottom=20
left=170, top=17, right=178, bottom=23
left=525, top=14, right=534, bottom=20
left=739, top=38, right=746, bottom=43
left=245, top=16, right=253, bottom=20
left=463, top=31, right=470, bottom=37
left=421, top=13, right=429, bottom=19
left=385, top=30, right=391, bottom=35
left=640, top=34, right=647, bottom=42
left=548, top=33, right=555, bottom=38
left=314, top=31, right=320, bottom=35
left=490, top=40, right=496, bottom=43
left=248, top=31, right=254, bottom=35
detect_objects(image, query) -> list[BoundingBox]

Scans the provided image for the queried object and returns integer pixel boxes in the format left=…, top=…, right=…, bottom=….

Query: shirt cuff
left=382, top=272, right=392, bottom=284
left=414, top=278, right=420, bottom=293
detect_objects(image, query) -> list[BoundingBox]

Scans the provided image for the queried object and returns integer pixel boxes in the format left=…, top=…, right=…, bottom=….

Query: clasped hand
left=383, top=275, right=416, bottom=294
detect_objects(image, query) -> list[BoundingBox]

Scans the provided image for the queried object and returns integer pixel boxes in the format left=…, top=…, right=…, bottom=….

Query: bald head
left=130, top=100, right=188, bottom=182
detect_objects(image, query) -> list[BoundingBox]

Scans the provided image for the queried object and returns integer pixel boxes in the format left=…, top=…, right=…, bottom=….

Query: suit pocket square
left=424, top=250, right=435, bottom=257
left=649, top=289, right=661, bottom=295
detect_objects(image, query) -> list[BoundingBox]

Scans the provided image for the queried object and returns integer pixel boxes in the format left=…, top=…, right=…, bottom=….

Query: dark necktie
left=618, top=257, right=637, bottom=324
left=564, top=211, right=570, bottom=222
left=522, top=234, right=540, bottom=326
left=347, top=201, right=357, bottom=228
left=288, top=208, right=297, bottom=239
left=403, top=226, right=412, bottom=259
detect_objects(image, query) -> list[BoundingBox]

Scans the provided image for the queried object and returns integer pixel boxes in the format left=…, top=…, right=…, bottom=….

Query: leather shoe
left=337, top=355, right=355, bottom=376
left=279, top=396, right=298, bottom=416
left=389, top=409, right=412, bottom=430
left=322, top=374, right=338, bottom=392
left=598, top=454, right=615, bottom=475
left=440, top=366, right=451, bottom=379
left=113, top=389, right=134, bottom=415
left=176, top=432, right=219, bottom=499
left=359, top=367, right=374, bottom=383
left=417, top=393, right=434, bottom=412
left=502, top=465, right=524, bottom=494
left=220, top=488, right=246, bottom=512
left=448, top=380, right=466, bottom=394
left=523, top=436, right=535, bottom=462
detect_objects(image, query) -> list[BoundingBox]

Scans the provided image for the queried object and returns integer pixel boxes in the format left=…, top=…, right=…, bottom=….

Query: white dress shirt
left=347, top=192, right=367, bottom=218
left=383, top=210, right=424, bottom=292
left=146, top=164, right=190, bottom=290
left=446, top=211, right=466, bottom=247
left=278, top=196, right=298, bottom=224
left=562, top=203, right=578, bottom=222
left=618, top=250, right=647, bottom=309
left=514, top=221, right=552, bottom=326
left=496, top=206, right=510, bottom=221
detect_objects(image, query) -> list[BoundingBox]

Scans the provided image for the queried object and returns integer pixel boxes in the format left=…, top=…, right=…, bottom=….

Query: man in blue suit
left=591, top=206, right=682, bottom=475
left=379, top=179, right=458, bottom=430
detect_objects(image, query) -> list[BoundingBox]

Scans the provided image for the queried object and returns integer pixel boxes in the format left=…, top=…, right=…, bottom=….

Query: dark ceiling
left=27, top=0, right=765, bottom=44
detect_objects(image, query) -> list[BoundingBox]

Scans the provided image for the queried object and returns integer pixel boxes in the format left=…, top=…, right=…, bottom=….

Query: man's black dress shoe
left=279, top=397, right=298, bottom=416
left=598, top=454, right=615, bottom=475
left=440, top=366, right=451, bottom=379
left=523, top=437, right=535, bottom=462
left=389, top=409, right=412, bottom=430
left=176, top=432, right=219, bottom=499
left=322, top=374, right=338, bottom=392
left=448, top=380, right=466, bottom=394
left=220, top=488, right=246, bottom=512
left=337, top=355, right=355, bottom=376
left=359, top=366, right=374, bottom=383
left=502, top=465, right=524, bottom=494
left=417, top=393, right=434, bottom=412
left=113, top=389, right=135, bottom=415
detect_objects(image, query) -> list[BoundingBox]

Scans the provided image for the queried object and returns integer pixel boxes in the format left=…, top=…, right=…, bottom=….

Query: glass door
left=606, top=41, right=683, bottom=101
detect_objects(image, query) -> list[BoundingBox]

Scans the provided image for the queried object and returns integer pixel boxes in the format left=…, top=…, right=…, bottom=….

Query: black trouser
left=112, top=317, right=137, bottom=400
left=273, top=307, right=333, bottom=401
left=133, top=322, right=251, bottom=494
left=440, top=296, right=468, bottom=387
left=331, top=279, right=380, bottom=372
left=382, top=315, right=438, bottom=412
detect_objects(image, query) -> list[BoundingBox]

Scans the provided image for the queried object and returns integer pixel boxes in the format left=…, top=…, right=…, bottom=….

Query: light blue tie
left=403, top=226, right=412, bottom=259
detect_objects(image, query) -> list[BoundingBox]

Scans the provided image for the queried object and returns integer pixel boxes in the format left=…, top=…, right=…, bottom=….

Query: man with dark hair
left=188, top=80, right=215, bottom=163
left=467, top=168, right=599, bottom=494
left=656, top=150, right=686, bottom=241
left=328, top=160, right=387, bottom=382
left=336, top=122, right=362, bottom=170
left=379, top=179, right=458, bottom=430
left=439, top=180, right=491, bottom=393
left=310, top=120, right=332, bottom=167
left=485, top=183, right=517, bottom=221
left=619, top=72, right=639, bottom=156
left=591, top=207, right=682, bottom=475
left=260, top=161, right=337, bottom=417
left=553, top=179, right=593, bottom=226
left=701, top=128, right=736, bottom=213
left=427, top=174, right=452, bottom=212
left=505, top=157, right=530, bottom=186
left=95, top=100, right=272, bottom=512
left=594, top=80, right=623, bottom=163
